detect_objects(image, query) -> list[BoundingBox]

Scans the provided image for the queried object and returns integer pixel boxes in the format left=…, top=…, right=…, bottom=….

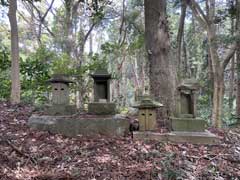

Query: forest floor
left=0, top=102, right=239, bottom=180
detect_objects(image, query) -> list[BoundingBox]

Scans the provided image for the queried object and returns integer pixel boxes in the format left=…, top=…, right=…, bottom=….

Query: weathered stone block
left=167, top=131, right=219, bottom=144
left=170, top=117, right=206, bottom=132
left=45, top=105, right=77, bottom=116
left=88, top=102, right=116, bottom=115
left=28, top=114, right=129, bottom=137
left=133, top=131, right=219, bottom=144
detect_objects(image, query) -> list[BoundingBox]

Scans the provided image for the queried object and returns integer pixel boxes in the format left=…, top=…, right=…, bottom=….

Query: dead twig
left=1, top=138, right=37, bottom=164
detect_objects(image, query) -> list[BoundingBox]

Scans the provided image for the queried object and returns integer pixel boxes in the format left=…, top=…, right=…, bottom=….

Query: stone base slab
left=28, top=114, right=129, bottom=137
left=170, top=117, right=206, bottom=132
left=88, top=102, right=116, bottom=115
left=133, top=130, right=219, bottom=144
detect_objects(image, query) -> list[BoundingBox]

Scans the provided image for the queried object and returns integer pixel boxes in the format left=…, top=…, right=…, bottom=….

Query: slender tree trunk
left=182, top=38, right=188, bottom=77
left=8, top=0, right=20, bottom=104
left=144, top=0, right=174, bottom=125
left=206, top=0, right=222, bottom=127
left=207, top=25, right=224, bottom=127
left=64, top=0, right=73, bottom=56
left=207, top=46, right=214, bottom=106
left=176, top=0, right=187, bottom=76
left=229, top=16, right=235, bottom=110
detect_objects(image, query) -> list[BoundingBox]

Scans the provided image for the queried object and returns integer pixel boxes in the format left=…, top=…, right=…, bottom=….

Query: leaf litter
left=0, top=102, right=239, bottom=179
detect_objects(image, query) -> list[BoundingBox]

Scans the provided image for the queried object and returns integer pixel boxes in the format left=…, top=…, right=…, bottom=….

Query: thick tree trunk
left=8, top=0, right=20, bottom=104
left=236, top=0, right=240, bottom=122
left=144, top=0, right=174, bottom=125
left=208, top=27, right=224, bottom=127
left=212, top=70, right=224, bottom=127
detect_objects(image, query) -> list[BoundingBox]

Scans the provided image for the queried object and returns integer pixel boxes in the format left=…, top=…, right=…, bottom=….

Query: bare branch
left=41, top=0, right=55, bottom=22
left=83, top=21, right=96, bottom=45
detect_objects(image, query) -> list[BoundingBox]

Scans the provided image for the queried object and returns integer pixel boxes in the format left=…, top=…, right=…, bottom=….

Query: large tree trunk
left=144, top=0, right=174, bottom=125
left=8, top=0, right=20, bottom=105
left=236, top=0, right=240, bottom=122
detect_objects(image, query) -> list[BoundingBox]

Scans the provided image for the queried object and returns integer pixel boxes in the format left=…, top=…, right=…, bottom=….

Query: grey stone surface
left=133, top=130, right=219, bottom=144
left=88, top=102, right=116, bottom=115
left=167, top=131, right=219, bottom=144
left=28, top=114, right=129, bottom=137
left=170, top=117, right=206, bottom=132
left=45, top=105, right=77, bottom=116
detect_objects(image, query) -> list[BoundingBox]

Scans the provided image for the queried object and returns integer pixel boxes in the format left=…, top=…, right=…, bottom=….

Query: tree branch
left=41, top=0, right=55, bottom=22
left=222, top=43, right=237, bottom=69
left=187, top=0, right=208, bottom=28
left=83, top=21, right=96, bottom=46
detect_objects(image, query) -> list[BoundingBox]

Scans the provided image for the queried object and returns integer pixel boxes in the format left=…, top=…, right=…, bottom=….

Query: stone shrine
left=88, top=69, right=116, bottom=115
left=45, top=74, right=76, bottom=115
left=133, top=95, right=163, bottom=131
left=171, top=79, right=206, bottom=131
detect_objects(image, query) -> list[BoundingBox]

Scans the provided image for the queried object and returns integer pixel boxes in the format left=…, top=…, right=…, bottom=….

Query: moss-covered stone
left=88, top=102, right=116, bottom=115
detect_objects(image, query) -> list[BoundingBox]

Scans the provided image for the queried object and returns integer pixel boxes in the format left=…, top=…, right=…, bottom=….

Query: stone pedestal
left=28, top=114, right=129, bottom=137
left=170, top=117, right=206, bottom=132
left=172, top=79, right=205, bottom=132
left=45, top=105, right=77, bottom=116
left=88, top=102, right=116, bottom=115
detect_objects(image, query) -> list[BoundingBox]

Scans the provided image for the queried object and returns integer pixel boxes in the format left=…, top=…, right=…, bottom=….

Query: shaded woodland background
left=1, top=0, right=240, bottom=127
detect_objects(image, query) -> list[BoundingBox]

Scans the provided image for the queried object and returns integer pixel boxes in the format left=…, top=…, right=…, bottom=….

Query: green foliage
left=51, top=53, right=73, bottom=75
left=0, top=44, right=10, bottom=99
left=20, top=45, right=53, bottom=104
left=0, top=44, right=10, bottom=70
left=0, top=0, right=8, bottom=6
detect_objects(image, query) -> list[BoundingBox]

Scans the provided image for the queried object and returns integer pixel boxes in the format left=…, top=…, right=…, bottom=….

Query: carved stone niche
left=176, top=79, right=200, bottom=118
left=88, top=69, right=116, bottom=115
left=90, top=69, right=111, bottom=102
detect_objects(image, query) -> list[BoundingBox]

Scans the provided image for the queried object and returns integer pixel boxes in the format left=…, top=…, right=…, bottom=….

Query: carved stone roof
left=177, top=79, right=200, bottom=91
left=47, top=74, right=74, bottom=84
left=133, top=95, right=163, bottom=109
left=90, top=69, right=112, bottom=79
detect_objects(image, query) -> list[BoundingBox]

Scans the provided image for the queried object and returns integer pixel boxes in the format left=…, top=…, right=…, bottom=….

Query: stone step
left=133, top=130, right=219, bottom=144
left=28, top=114, right=129, bottom=137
